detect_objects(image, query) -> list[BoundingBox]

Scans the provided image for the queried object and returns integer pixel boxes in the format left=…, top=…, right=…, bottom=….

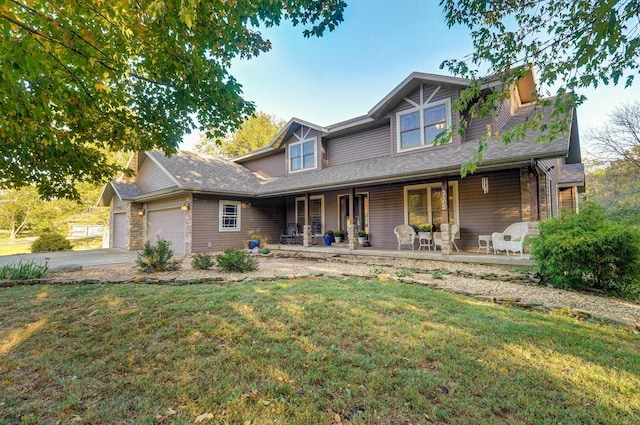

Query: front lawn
left=1, top=278, right=638, bottom=424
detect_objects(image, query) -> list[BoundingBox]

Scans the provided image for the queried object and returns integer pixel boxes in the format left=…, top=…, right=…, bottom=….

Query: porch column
left=303, top=193, right=311, bottom=247
left=520, top=167, right=531, bottom=222
left=349, top=187, right=357, bottom=251
left=440, top=177, right=452, bottom=255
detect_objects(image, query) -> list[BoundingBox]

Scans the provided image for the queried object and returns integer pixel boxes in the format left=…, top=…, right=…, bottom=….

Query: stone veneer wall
left=519, top=167, right=531, bottom=222
left=128, top=202, right=145, bottom=250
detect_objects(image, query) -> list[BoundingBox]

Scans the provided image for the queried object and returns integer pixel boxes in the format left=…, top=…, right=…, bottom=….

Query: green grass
left=1, top=278, right=639, bottom=424
left=0, top=236, right=102, bottom=256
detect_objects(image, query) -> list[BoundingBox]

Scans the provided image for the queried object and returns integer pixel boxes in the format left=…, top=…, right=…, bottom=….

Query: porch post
left=440, top=177, right=452, bottom=255
left=348, top=187, right=357, bottom=251
left=303, top=192, right=311, bottom=247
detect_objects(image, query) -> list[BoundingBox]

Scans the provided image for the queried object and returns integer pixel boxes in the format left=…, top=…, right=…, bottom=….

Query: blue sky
left=181, top=0, right=639, bottom=155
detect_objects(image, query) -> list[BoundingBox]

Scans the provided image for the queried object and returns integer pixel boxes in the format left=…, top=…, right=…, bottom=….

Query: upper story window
left=397, top=98, right=451, bottom=152
left=289, top=138, right=317, bottom=173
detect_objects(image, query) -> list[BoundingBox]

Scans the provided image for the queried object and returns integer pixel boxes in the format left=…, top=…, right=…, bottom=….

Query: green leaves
left=1, top=0, right=346, bottom=199
left=441, top=0, right=639, bottom=160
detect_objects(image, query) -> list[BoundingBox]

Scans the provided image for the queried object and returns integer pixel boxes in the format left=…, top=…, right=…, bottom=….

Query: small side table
left=417, top=232, right=433, bottom=251
left=477, top=235, right=492, bottom=254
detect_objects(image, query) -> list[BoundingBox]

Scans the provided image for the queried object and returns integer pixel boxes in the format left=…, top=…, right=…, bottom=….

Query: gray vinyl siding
left=135, top=157, right=176, bottom=192
left=191, top=196, right=285, bottom=252
left=367, top=185, right=405, bottom=249
left=242, top=152, right=287, bottom=177
left=326, top=126, right=391, bottom=166
left=464, top=114, right=494, bottom=142
left=458, top=170, right=523, bottom=250
left=391, top=85, right=462, bottom=155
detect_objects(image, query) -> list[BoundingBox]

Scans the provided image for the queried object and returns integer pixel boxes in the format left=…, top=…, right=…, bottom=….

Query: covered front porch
left=267, top=242, right=535, bottom=267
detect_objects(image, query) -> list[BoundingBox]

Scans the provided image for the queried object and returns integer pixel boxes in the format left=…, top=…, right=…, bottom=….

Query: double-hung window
left=397, top=98, right=451, bottom=152
left=289, top=138, right=316, bottom=172
left=219, top=201, right=241, bottom=232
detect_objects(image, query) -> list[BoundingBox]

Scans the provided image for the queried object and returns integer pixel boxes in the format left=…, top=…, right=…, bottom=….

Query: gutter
left=531, top=159, right=541, bottom=221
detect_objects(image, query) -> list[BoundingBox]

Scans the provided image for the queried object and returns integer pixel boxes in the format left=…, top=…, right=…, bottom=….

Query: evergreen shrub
left=531, top=202, right=640, bottom=299
left=136, top=238, right=182, bottom=272
left=191, top=253, right=215, bottom=270
left=31, top=233, right=72, bottom=252
left=216, top=248, right=258, bottom=272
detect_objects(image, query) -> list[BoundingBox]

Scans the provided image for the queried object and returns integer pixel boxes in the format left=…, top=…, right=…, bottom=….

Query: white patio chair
left=492, top=222, right=529, bottom=257
left=394, top=225, right=416, bottom=250
left=433, top=223, right=460, bottom=252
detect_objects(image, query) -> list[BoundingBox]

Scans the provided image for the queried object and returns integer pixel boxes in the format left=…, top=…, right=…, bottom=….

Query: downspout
left=530, top=159, right=541, bottom=221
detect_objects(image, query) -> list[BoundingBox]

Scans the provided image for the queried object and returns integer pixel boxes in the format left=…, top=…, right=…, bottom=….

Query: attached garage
left=112, top=212, right=127, bottom=249
left=147, top=208, right=186, bottom=254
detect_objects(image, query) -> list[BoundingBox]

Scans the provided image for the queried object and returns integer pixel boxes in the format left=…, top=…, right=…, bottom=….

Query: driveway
left=0, top=248, right=139, bottom=269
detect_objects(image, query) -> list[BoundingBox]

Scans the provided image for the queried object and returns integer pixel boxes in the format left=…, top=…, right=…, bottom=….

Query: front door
left=338, top=193, right=369, bottom=236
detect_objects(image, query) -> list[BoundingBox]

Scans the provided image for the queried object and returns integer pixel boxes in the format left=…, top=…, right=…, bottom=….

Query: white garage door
left=113, top=213, right=127, bottom=249
left=147, top=209, right=186, bottom=254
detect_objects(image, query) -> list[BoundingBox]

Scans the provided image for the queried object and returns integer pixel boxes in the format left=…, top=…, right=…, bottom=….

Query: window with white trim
left=219, top=201, right=241, bottom=231
left=397, top=98, right=451, bottom=152
left=404, top=182, right=459, bottom=231
left=289, top=138, right=317, bottom=172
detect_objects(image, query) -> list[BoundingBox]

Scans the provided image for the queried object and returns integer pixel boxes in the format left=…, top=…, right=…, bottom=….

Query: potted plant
left=323, top=230, right=334, bottom=246
left=248, top=235, right=261, bottom=250
left=417, top=224, right=432, bottom=233
left=334, top=230, right=344, bottom=243
left=357, top=230, right=367, bottom=245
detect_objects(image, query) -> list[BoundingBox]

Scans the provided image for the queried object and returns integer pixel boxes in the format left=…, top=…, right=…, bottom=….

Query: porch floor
left=267, top=242, right=534, bottom=267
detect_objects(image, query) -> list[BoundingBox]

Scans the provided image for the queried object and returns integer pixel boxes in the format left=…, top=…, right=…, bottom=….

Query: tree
left=588, top=101, right=640, bottom=170
left=440, top=0, right=640, bottom=175
left=585, top=101, right=640, bottom=224
left=0, top=187, right=40, bottom=239
left=195, top=111, right=285, bottom=157
left=1, top=0, right=346, bottom=200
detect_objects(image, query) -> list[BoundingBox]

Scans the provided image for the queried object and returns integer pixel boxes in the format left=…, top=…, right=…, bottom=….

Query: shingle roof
left=559, top=163, right=585, bottom=186
left=146, top=150, right=262, bottom=195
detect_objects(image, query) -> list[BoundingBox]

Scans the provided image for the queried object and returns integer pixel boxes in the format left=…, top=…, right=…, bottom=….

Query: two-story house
left=98, top=71, right=584, bottom=255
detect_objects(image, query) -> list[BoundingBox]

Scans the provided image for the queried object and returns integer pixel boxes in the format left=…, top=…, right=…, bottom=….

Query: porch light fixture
left=137, top=208, right=145, bottom=217
left=481, top=176, right=489, bottom=194
left=181, top=203, right=189, bottom=211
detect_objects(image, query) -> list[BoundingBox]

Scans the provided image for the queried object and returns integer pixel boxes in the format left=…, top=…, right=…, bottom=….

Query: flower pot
left=357, top=237, right=365, bottom=245
left=334, top=236, right=342, bottom=243
left=323, top=235, right=333, bottom=246
left=248, top=240, right=260, bottom=249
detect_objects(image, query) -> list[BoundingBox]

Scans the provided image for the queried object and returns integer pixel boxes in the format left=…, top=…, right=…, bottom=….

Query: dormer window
left=289, top=138, right=317, bottom=173
left=397, top=98, right=451, bottom=152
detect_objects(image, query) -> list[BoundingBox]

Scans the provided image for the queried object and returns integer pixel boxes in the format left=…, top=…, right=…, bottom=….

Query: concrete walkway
left=0, top=248, right=139, bottom=269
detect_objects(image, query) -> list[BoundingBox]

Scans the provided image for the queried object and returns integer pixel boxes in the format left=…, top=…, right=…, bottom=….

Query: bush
left=531, top=202, right=640, bottom=299
left=216, top=248, right=259, bottom=272
left=260, top=247, right=271, bottom=255
left=0, top=260, right=49, bottom=280
left=136, top=238, right=182, bottom=273
left=191, top=253, right=215, bottom=270
left=31, top=233, right=72, bottom=252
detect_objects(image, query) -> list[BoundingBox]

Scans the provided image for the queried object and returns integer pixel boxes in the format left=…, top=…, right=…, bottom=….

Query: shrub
left=136, top=238, right=182, bottom=273
left=0, top=260, right=49, bottom=280
left=393, top=268, right=413, bottom=278
left=216, top=248, right=258, bottom=272
left=531, top=202, right=640, bottom=299
left=191, top=253, right=215, bottom=270
left=260, top=247, right=271, bottom=255
left=31, top=233, right=72, bottom=252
